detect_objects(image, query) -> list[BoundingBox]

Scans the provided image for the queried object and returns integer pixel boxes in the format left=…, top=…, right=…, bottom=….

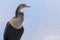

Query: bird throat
left=18, top=8, right=23, bottom=13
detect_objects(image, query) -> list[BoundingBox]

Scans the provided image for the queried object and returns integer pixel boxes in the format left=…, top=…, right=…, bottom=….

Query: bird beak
left=25, top=6, right=31, bottom=8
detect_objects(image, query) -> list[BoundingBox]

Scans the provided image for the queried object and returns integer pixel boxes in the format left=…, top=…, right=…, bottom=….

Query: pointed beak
left=25, top=5, right=31, bottom=8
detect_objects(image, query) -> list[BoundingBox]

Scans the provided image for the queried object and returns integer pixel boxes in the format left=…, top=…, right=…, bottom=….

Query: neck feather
left=16, top=7, right=21, bottom=13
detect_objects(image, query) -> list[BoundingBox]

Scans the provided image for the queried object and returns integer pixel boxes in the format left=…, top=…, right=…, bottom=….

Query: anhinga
left=4, top=4, right=31, bottom=40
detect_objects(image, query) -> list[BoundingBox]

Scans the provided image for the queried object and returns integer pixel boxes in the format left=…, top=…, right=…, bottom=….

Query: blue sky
left=0, top=0, right=60, bottom=40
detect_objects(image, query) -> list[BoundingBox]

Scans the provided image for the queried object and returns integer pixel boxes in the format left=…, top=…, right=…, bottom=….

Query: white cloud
left=0, top=16, right=9, bottom=24
left=44, top=34, right=60, bottom=40
left=0, top=17, right=4, bottom=23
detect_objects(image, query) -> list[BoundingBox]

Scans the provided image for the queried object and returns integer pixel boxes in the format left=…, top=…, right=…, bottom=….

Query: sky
left=0, top=0, right=60, bottom=40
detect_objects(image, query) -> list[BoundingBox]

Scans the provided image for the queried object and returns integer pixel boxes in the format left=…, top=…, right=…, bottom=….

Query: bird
left=4, top=4, right=31, bottom=40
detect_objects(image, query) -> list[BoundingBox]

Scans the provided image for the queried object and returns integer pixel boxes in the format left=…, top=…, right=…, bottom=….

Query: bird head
left=15, top=4, right=31, bottom=18
left=18, top=4, right=31, bottom=9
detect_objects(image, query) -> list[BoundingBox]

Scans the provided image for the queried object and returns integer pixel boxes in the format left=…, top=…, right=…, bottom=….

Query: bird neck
left=16, top=7, right=22, bottom=13
left=17, top=7, right=21, bottom=12
left=15, top=7, right=23, bottom=18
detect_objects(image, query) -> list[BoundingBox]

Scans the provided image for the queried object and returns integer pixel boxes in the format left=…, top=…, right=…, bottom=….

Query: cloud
left=44, top=34, right=60, bottom=40
left=0, top=17, right=6, bottom=24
